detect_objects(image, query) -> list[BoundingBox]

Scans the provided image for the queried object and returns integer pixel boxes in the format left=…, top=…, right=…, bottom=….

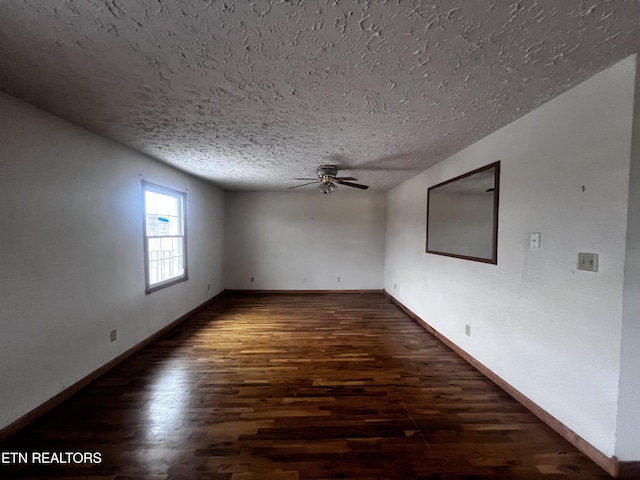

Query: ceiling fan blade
left=336, top=180, right=369, bottom=190
left=335, top=176, right=358, bottom=181
left=293, top=177, right=319, bottom=181
left=287, top=180, right=320, bottom=190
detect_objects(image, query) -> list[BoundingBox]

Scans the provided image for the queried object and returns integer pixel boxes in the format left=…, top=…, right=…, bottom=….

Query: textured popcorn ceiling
left=1, top=1, right=640, bottom=190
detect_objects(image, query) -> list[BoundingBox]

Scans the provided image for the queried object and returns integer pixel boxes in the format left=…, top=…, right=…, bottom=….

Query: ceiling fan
left=288, top=165, right=369, bottom=194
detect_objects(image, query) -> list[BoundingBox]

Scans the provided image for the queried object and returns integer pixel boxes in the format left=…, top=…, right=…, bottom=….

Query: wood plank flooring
left=0, top=292, right=615, bottom=479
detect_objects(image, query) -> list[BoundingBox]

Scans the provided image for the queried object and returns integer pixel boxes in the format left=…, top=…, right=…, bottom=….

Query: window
left=142, top=181, right=188, bottom=294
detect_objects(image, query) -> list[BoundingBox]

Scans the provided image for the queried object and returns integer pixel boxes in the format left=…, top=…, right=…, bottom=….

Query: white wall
left=0, top=92, right=225, bottom=431
left=616, top=56, right=640, bottom=461
left=385, top=56, right=637, bottom=458
left=224, top=191, right=386, bottom=290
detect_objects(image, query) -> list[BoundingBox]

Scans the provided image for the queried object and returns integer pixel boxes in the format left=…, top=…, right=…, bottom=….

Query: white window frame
left=142, top=180, right=188, bottom=294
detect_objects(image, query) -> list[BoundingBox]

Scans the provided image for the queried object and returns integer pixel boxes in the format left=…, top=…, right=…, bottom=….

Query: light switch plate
left=578, top=253, right=598, bottom=272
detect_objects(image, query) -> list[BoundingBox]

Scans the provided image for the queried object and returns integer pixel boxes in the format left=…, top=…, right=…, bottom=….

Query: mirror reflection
left=426, top=162, right=500, bottom=264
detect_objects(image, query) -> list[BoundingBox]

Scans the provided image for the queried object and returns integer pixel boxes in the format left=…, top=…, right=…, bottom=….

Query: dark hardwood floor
left=0, top=292, right=615, bottom=479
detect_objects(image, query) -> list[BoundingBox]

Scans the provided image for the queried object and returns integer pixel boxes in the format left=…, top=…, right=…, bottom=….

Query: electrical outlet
left=530, top=232, right=541, bottom=250
left=250, top=276, right=255, bottom=283
left=394, top=283, right=397, bottom=290
left=337, top=276, right=341, bottom=282
left=110, top=329, right=117, bottom=342
left=207, top=283, right=211, bottom=291
left=578, top=253, right=598, bottom=272
left=465, top=324, right=471, bottom=336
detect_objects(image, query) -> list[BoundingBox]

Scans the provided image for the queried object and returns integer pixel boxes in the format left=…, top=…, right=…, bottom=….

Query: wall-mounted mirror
left=426, top=161, right=500, bottom=264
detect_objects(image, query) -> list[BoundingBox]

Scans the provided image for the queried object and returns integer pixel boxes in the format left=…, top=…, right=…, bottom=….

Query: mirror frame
left=426, top=161, right=500, bottom=264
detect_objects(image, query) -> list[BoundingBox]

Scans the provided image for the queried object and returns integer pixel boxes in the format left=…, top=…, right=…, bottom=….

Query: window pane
left=147, top=214, right=159, bottom=236
left=160, top=237, right=172, bottom=252
left=156, top=193, right=170, bottom=216
left=168, top=215, right=180, bottom=235
left=147, top=237, right=185, bottom=285
left=145, top=191, right=158, bottom=215
left=167, top=196, right=179, bottom=216
left=172, top=256, right=181, bottom=276
left=148, top=237, right=161, bottom=251
left=149, top=259, right=160, bottom=284
left=157, top=216, right=170, bottom=235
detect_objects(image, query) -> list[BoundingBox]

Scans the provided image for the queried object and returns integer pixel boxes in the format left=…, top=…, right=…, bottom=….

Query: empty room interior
left=2, top=1, right=640, bottom=479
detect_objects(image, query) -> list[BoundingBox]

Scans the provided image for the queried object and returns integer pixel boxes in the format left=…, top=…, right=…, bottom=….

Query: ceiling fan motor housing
left=317, top=165, right=338, bottom=178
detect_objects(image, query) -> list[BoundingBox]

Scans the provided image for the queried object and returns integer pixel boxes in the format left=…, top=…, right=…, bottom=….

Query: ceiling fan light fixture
left=318, top=182, right=335, bottom=194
